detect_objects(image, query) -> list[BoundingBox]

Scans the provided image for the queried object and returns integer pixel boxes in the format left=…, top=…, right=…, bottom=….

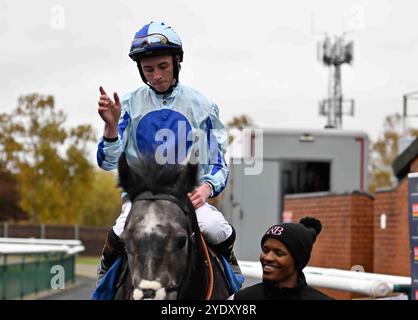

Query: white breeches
left=112, top=201, right=232, bottom=245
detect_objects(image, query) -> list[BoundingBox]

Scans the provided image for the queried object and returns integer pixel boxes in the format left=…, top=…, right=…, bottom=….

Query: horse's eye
left=176, top=236, right=187, bottom=250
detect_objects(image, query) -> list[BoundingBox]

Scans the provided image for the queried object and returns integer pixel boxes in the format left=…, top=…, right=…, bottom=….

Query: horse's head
left=117, top=153, right=199, bottom=300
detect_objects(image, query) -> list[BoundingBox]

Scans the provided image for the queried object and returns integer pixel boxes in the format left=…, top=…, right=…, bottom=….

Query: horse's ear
left=118, top=153, right=141, bottom=200
left=175, top=161, right=199, bottom=194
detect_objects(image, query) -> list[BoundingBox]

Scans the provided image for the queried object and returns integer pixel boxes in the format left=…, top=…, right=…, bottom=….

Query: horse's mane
left=116, top=153, right=227, bottom=300
left=117, top=153, right=199, bottom=201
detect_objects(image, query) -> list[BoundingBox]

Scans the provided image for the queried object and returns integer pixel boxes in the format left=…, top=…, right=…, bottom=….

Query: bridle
left=130, top=191, right=198, bottom=299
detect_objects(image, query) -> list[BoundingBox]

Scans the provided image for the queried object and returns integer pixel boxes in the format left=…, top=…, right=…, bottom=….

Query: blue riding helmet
left=129, top=21, right=183, bottom=94
left=129, top=21, right=183, bottom=62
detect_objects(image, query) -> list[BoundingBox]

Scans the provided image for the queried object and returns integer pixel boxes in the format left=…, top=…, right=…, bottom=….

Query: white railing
left=0, top=237, right=85, bottom=255
left=0, top=237, right=83, bottom=299
left=238, top=260, right=411, bottom=297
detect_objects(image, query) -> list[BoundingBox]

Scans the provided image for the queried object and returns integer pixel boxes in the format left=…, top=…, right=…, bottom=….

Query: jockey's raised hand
left=98, top=86, right=121, bottom=139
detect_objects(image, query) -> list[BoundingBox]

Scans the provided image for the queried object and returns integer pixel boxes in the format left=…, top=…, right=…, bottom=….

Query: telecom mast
left=318, top=35, right=355, bottom=129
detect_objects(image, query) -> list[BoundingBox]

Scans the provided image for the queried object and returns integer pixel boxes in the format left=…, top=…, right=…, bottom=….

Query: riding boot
left=227, top=250, right=242, bottom=276
left=97, top=228, right=125, bottom=283
left=212, top=225, right=243, bottom=276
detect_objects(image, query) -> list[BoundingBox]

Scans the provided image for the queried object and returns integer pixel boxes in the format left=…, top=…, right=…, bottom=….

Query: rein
left=200, top=233, right=214, bottom=300
left=132, top=191, right=213, bottom=299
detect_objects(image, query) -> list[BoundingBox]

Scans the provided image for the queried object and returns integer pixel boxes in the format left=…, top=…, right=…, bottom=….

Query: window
left=282, top=161, right=330, bottom=195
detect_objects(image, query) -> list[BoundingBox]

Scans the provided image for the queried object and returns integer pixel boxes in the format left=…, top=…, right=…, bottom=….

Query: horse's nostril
left=142, top=289, right=155, bottom=299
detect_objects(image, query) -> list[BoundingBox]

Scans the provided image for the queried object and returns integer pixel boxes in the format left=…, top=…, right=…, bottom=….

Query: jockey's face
left=139, top=54, right=176, bottom=92
left=260, top=238, right=297, bottom=288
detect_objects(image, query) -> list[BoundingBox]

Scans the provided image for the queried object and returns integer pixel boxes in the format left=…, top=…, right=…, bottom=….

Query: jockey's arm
left=199, top=103, right=229, bottom=198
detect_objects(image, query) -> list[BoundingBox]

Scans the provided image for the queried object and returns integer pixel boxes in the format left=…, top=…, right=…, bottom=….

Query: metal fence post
left=45, top=254, right=50, bottom=292
left=35, top=255, right=40, bottom=294
left=3, top=223, right=8, bottom=238
left=20, top=255, right=25, bottom=299
left=40, top=224, right=45, bottom=239
left=74, top=224, right=79, bottom=240
left=71, top=255, right=76, bottom=283
left=2, top=255, right=8, bottom=300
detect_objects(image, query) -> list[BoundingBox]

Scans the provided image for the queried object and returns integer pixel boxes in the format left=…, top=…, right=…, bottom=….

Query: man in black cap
left=230, top=216, right=334, bottom=300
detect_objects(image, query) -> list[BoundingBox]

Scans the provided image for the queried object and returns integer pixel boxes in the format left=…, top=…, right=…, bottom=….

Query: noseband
left=131, top=191, right=197, bottom=299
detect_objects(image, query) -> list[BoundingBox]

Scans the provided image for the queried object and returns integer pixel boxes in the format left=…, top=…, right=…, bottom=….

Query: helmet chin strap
left=137, top=55, right=180, bottom=95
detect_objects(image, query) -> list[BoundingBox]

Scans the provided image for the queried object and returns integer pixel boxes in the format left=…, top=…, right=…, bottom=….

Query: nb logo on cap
left=268, top=226, right=284, bottom=236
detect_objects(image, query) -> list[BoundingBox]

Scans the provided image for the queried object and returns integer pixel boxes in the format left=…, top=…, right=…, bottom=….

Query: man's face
left=139, top=54, right=175, bottom=92
left=260, top=238, right=297, bottom=285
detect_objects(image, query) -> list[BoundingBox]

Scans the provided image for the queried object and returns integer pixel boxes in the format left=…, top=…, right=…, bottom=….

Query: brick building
left=283, top=138, right=418, bottom=299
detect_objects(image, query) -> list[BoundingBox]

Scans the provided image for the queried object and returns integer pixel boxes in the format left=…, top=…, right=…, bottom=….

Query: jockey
left=96, top=21, right=241, bottom=285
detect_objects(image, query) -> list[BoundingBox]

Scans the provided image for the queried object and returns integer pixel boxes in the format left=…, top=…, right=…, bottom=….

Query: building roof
left=392, top=137, right=418, bottom=181
left=261, top=127, right=369, bottom=138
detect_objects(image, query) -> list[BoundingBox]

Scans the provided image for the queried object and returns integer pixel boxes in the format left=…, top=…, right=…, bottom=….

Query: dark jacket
left=233, top=273, right=334, bottom=300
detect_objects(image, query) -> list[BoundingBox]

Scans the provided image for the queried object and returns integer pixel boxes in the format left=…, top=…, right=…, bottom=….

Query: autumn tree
left=205, top=114, right=255, bottom=209
left=369, top=113, right=418, bottom=192
left=81, top=169, right=122, bottom=227
left=226, top=114, right=255, bottom=144
left=0, top=164, right=27, bottom=221
left=0, top=94, right=97, bottom=224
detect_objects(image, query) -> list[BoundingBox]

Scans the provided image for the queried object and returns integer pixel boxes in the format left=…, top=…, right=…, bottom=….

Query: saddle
left=92, top=191, right=244, bottom=299
left=91, top=240, right=243, bottom=300
left=206, top=245, right=245, bottom=295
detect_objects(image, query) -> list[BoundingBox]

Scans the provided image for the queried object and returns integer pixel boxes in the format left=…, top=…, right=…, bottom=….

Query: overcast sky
left=1, top=0, right=418, bottom=163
